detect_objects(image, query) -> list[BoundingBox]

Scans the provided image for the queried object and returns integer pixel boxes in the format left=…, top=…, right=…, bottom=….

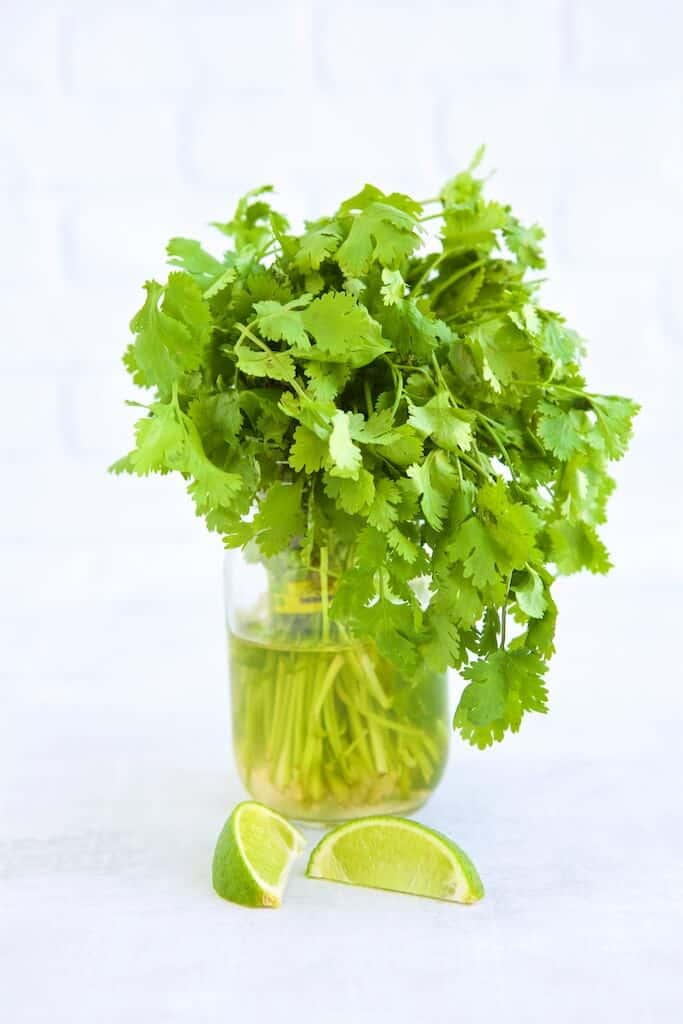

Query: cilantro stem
left=418, top=211, right=446, bottom=224
left=526, top=427, right=547, bottom=455
left=238, top=323, right=302, bottom=388
left=320, top=545, right=330, bottom=644
left=389, top=364, right=404, bottom=418
left=410, top=252, right=447, bottom=299
left=363, top=379, right=373, bottom=417
left=258, top=240, right=281, bottom=261
left=458, top=451, right=492, bottom=480
left=430, top=353, right=450, bottom=394
left=236, top=321, right=329, bottom=429
left=444, top=304, right=509, bottom=324
left=376, top=453, right=401, bottom=478
left=552, top=384, right=594, bottom=401
left=392, top=361, right=432, bottom=377
left=500, top=574, right=512, bottom=648
left=476, top=415, right=513, bottom=469
left=429, top=257, right=489, bottom=307
left=427, top=355, right=514, bottom=479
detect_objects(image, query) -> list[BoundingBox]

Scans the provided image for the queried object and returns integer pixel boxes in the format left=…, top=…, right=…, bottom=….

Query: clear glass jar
left=224, top=544, right=449, bottom=824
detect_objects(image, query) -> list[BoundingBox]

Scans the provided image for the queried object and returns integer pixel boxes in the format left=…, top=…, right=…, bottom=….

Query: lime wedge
left=212, top=801, right=305, bottom=907
left=306, top=815, right=484, bottom=904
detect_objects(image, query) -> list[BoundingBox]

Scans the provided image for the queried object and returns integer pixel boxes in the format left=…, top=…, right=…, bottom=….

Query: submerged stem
left=229, top=628, right=448, bottom=820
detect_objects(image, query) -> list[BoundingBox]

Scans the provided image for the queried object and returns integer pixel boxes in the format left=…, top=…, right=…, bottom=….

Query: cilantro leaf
left=129, top=281, right=193, bottom=397
left=236, top=343, right=296, bottom=383
left=450, top=518, right=501, bottom=588
left=185, top=452, right=243, bottom=515
left=468, top=319, right=539, bottom=392
left=114, top=156, right=638, bottom=754
left=538, top=315, right=584, bottom=366
left=454, top=648, right=548, bottom=748
left=162, top=272, right=212, bottom=350
left=300, top=292, right=390, bottom=367
left=303, top=362, right=351, bottom=401
left=408, top=392, right=473, bottom=452
left=295, top=221, right=342, bottom=271
left=212, top=184, right=288, bottom=251
left=367, top=479, right=401, bottom=531
left=376, top=299, right=451, bottom=362
left=549, top=519, right=612, bottom=575
left=423, top=587, right=462, bottom=673
left=328, top=411, right=363, bottom=479
left=381, top=426, right=424, bottom=467
left=166, top=238, right=228, bottom=291
left=252, top=481, right=305, bottom=556
left=537, top=402, right=589, bottom=460
left=407, top=451, right=457, bottom=531
left=350, top=409, right=401, bottom=446
left=477, top=480, right=542, bottom=570
left=188, top=392, right=242, bottom=457
left=336, top=185, right=422, bottom=276
left=115, top=402, right=185, bottom=475
left=253, top=295, right=312, bottom=348
left=589, top=395, right=640, bottom=460
left=324, top=468, right=375, bottom=514
left=380, top=268, right=406, bottom=306
left=504, top=219, right=546, bottom=269
left=288, top=424, right=328, bottom=473
left=514, top=567, right=547, bottom=619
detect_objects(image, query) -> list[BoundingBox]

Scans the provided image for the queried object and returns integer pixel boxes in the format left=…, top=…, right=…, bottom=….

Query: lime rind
left=306, top=814, right=484, bottom=904
left=212, top=801, right=305, bottom=908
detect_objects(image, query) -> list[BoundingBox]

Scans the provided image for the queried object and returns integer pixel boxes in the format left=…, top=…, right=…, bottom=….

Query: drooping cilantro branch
left=112, top=157, right=638, bottom=751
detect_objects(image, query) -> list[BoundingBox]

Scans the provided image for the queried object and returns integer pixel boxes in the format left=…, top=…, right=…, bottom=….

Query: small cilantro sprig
left=112, top=154, right=638, bottom=749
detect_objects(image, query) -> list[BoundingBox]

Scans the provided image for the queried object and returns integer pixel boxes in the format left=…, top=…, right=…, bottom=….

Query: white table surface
left=2, top=573, right=682, bottom=1023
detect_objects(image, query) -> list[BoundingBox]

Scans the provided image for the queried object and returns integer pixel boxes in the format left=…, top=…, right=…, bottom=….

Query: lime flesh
left=306, top=814, right=484, bottom=904
left=212, top=801, right=305, bottom=908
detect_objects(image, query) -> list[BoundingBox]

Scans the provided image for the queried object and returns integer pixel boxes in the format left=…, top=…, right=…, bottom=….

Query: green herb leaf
left=408, top=393, right=473, bottom=453
left=537, top=402, right=588, bottom=460
left=252, top=481, right=306, bottom=556
left=295, top=221, right=342, bottom=271
left=288, top=424, right=328, bottom=473
left=300, top=292, right=390, bottom=367
left=236, top=344, right=296, bottom=383
left=514, top=567, right=547, bottom=619
left=328, top=411, right=363, bottom=479
left=166, top=237, right=228, bottom=289
left=335, top=185, right=422, bottom=276
left=114, top=157, right=638, bottom=751
left=129, top=281, right=194, bottom=397
left=253, top=295, right=312, bottom=348
left=454, top=648, right=549, bottom=748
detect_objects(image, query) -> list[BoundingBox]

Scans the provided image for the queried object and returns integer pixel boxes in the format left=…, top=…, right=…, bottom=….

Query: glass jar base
left=237, top=765, right=437, bottom=826
left=290, top=793, right=434, bottom=830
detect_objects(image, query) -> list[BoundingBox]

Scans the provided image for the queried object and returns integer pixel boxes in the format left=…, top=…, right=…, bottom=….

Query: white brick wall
left=574, top=0, right=681, bottom=74
left=1, top=0, right=681, bottom=739
left=320, top=1, right=565, bottom=86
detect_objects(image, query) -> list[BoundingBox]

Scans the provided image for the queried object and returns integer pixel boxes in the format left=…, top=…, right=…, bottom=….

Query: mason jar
left=224, top=543, right=449, bottom=824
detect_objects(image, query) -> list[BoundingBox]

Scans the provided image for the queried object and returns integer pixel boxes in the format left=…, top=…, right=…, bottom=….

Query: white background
left=1, top=1, right=682, bottom=1021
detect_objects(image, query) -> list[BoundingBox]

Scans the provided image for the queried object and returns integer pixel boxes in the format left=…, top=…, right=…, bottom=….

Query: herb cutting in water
left=112, top=149, right=638, bottom=827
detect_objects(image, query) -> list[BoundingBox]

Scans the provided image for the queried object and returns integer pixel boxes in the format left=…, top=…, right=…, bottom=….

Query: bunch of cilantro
left=112, top=151, right=638, bottom=749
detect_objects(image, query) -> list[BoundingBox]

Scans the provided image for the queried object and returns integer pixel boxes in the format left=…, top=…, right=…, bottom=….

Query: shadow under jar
left=225, top=544, right=449, bottom=825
